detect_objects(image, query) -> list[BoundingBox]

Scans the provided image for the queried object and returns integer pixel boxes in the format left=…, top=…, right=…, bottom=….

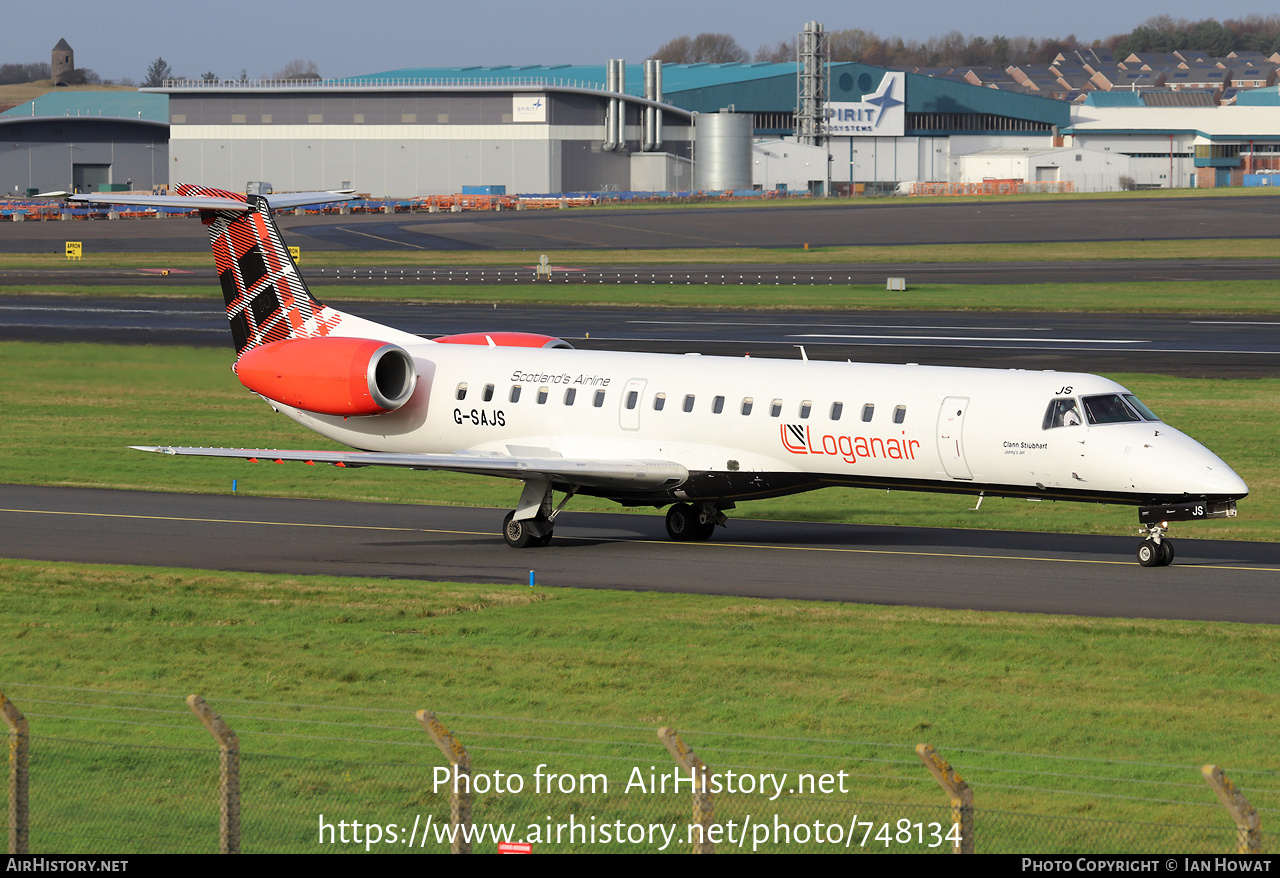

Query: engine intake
left=235, top=337, right=417, bottom=416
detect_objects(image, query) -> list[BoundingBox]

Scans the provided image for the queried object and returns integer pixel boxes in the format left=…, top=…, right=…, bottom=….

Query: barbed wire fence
left=2, top=684, right=1273, bottom=854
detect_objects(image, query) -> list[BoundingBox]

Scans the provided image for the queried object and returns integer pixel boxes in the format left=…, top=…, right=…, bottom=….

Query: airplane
left=68, top=186, right=1248, bottom=567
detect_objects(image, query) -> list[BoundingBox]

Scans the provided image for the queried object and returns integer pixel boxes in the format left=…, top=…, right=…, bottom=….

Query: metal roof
left=1236, top=86, right=1280, bottom=106
left=347, top=61, right=1071, bottom=126
left=349, top=62, right=800, bottom=96
left=0, top=90, right=168, bottom=124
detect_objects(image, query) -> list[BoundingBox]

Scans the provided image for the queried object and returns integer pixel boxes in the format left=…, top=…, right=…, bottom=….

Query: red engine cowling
left=234, top=337, right=417, bottom=416
left=433, top=331, right=572, bottom=349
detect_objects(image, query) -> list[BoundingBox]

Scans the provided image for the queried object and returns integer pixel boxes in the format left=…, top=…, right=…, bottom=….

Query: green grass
left=1, top=341, right=1273, bottom=541
left=5, top=236, right=1280, bottom=268
left=2, top=558, right=1277, bottom=852
left=6, top=279, right=1280, bottom=312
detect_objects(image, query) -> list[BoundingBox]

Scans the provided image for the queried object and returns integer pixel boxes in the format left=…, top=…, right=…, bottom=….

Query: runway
left=6, top=195, right=1280, bottom=252
left=4, top=485, right=1277, bottom=624
left=4, top=296, right=1278, bottom=376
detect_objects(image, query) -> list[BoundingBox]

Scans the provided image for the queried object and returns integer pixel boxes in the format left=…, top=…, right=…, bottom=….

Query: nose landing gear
left=1135, top=499, right=1237, bottom=567
left=1136, top=524, right=1174, bottom=567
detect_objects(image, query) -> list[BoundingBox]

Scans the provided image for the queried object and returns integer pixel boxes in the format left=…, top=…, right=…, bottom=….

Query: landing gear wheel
left=502, top=511, right=533, bottom=549
left=665, top=503, right=697, bottom=541
left=1137, top=540, right=1158, bottom=567
left=530, top=531, right=554, bottom=548
left=691, top=509, right=717, bottom=541
left=1159, top=539, right=1174, bottom=566
left=1137, top=539, right=1162, bottom=567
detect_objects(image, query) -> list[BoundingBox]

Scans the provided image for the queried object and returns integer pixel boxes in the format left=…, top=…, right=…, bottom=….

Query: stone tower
left=52, top=38, right=74, bottom=85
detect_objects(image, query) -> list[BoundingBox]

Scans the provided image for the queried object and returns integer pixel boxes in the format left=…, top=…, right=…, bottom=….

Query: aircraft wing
left=131, top=446, right=688, bottom=491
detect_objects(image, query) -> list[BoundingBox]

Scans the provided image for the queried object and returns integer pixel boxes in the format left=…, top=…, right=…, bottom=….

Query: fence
left=901, top=180, right=1077, bottom=196
left=1, top=189, right=817, bottom=222
left=2, top=687, right=1273, bottom=854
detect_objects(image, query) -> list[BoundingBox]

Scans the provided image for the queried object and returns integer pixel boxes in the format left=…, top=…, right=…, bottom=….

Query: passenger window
left=564, top=388, right=576, bottom=405
left=799, top=400, right=812, bottom=419
left=770, top=399, right=782, bottom=417
left=861, top=403, right=874, bottom=422
left=713, top=395, right=725, bottom=414
left=654, top=393, right=666, bottom=411
left=830, top=402, right=843, bottom=421
left=893, top=405, right=907, bottom=424
left=594, top=390, right=606, bottom=408
left=683, top=394, right=695, bottom=412
left=741, top=397, right=754, bottom=416
left=483, top=384, right=494, bottom=402
left=1043, top=398, right=1083, bottom=429
left=626, top=390, right=639, bottom=410
left=455, top=382, right=468, bottom=401
left=509, top=385, right=521, bottom=403
left=537, top=386, right=549, bottom=404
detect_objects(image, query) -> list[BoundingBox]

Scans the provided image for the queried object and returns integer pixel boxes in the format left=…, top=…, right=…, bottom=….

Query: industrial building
left=157, top=56, right=1074, bottom=197
left=162, top=64, right=694, bottom=197
left=12, top=24, right=1280, bottom=198
left=0, top=91, right=169, bottom=196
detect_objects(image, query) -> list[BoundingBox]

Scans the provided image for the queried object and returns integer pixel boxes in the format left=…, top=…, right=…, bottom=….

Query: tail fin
left=175, top=184, right=342, bottom=355
left=69, top=185, right=360, bottom=355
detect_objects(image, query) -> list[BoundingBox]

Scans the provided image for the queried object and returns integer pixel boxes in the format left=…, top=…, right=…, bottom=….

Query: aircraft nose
left=1174, top=432, right=1248, bottom=499
left=1203, top=458, right=1249, bottom=499
left=1120, top=425, right=1248, bottom=500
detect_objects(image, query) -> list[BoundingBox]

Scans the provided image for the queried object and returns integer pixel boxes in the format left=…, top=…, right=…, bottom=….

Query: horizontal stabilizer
left=68, top=190, right=355, bottom=211
left=131, top=446, right=689, bottom=491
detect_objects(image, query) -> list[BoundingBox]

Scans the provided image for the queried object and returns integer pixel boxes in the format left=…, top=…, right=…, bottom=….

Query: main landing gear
left=664, top=502, right=724, bottom=542
left=1136, top=524, right=1174, bottom=568
left=502, top=510, right=554, bottom=548
left=502, top=479, right=573, bottom=549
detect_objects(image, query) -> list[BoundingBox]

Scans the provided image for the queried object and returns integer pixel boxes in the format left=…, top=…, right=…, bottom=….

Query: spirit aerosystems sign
left=512, top=95, right=547, bottom=122
left=824, top=72, right=905, bottom=137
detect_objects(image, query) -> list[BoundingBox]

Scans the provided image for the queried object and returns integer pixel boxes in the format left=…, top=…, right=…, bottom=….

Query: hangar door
left=1034, top=166, right=1060, bottom=182
left=72, top=163, right=110, bottom=193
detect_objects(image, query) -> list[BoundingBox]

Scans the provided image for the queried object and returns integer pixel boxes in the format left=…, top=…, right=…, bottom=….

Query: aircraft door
left=936, top=396, right=974, bottom=480
left=619, top=378, right=646, bottom=431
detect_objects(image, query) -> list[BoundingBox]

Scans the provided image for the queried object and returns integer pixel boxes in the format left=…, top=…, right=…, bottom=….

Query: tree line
left=653, top=15, right=1280, bottom=68
left=0, top=57, right=318, bottom=88
left=0, top=61, right=114, bottom=86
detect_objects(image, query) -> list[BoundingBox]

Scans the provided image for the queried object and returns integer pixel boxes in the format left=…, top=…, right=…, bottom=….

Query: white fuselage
left=273, top=337, right=1247, bottom=507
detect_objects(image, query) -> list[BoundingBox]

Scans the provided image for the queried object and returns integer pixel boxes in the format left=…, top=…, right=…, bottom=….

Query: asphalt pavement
left=5, top=485, right=1277, bottom=623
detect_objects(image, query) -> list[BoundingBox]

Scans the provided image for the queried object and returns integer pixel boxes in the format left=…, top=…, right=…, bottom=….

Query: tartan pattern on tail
left=174, top=184, right=344, bottom=355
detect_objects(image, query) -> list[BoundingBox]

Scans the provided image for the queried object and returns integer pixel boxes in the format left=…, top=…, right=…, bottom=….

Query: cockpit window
left=1081, top=394, right=1142, bottom=425
left=1043, top=398, right=1082, bottom=429
left=1122, top=394, right=1161, bottom=421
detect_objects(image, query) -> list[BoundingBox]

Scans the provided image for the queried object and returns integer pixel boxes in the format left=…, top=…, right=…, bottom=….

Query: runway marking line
left=333, top=226, right=428, bottom=250
left=0, top=506, right=489, bottom=537
left=5, top=507, right=1278, bottom=573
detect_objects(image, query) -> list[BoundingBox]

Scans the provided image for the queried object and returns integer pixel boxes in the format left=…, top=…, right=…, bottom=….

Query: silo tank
left=695, top=113, right=752, bottom=191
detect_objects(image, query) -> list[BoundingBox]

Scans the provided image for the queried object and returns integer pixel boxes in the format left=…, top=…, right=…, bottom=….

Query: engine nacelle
left=433, top=331, right=573, bottom=349
left=234, top=337, right=417, bottom=416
